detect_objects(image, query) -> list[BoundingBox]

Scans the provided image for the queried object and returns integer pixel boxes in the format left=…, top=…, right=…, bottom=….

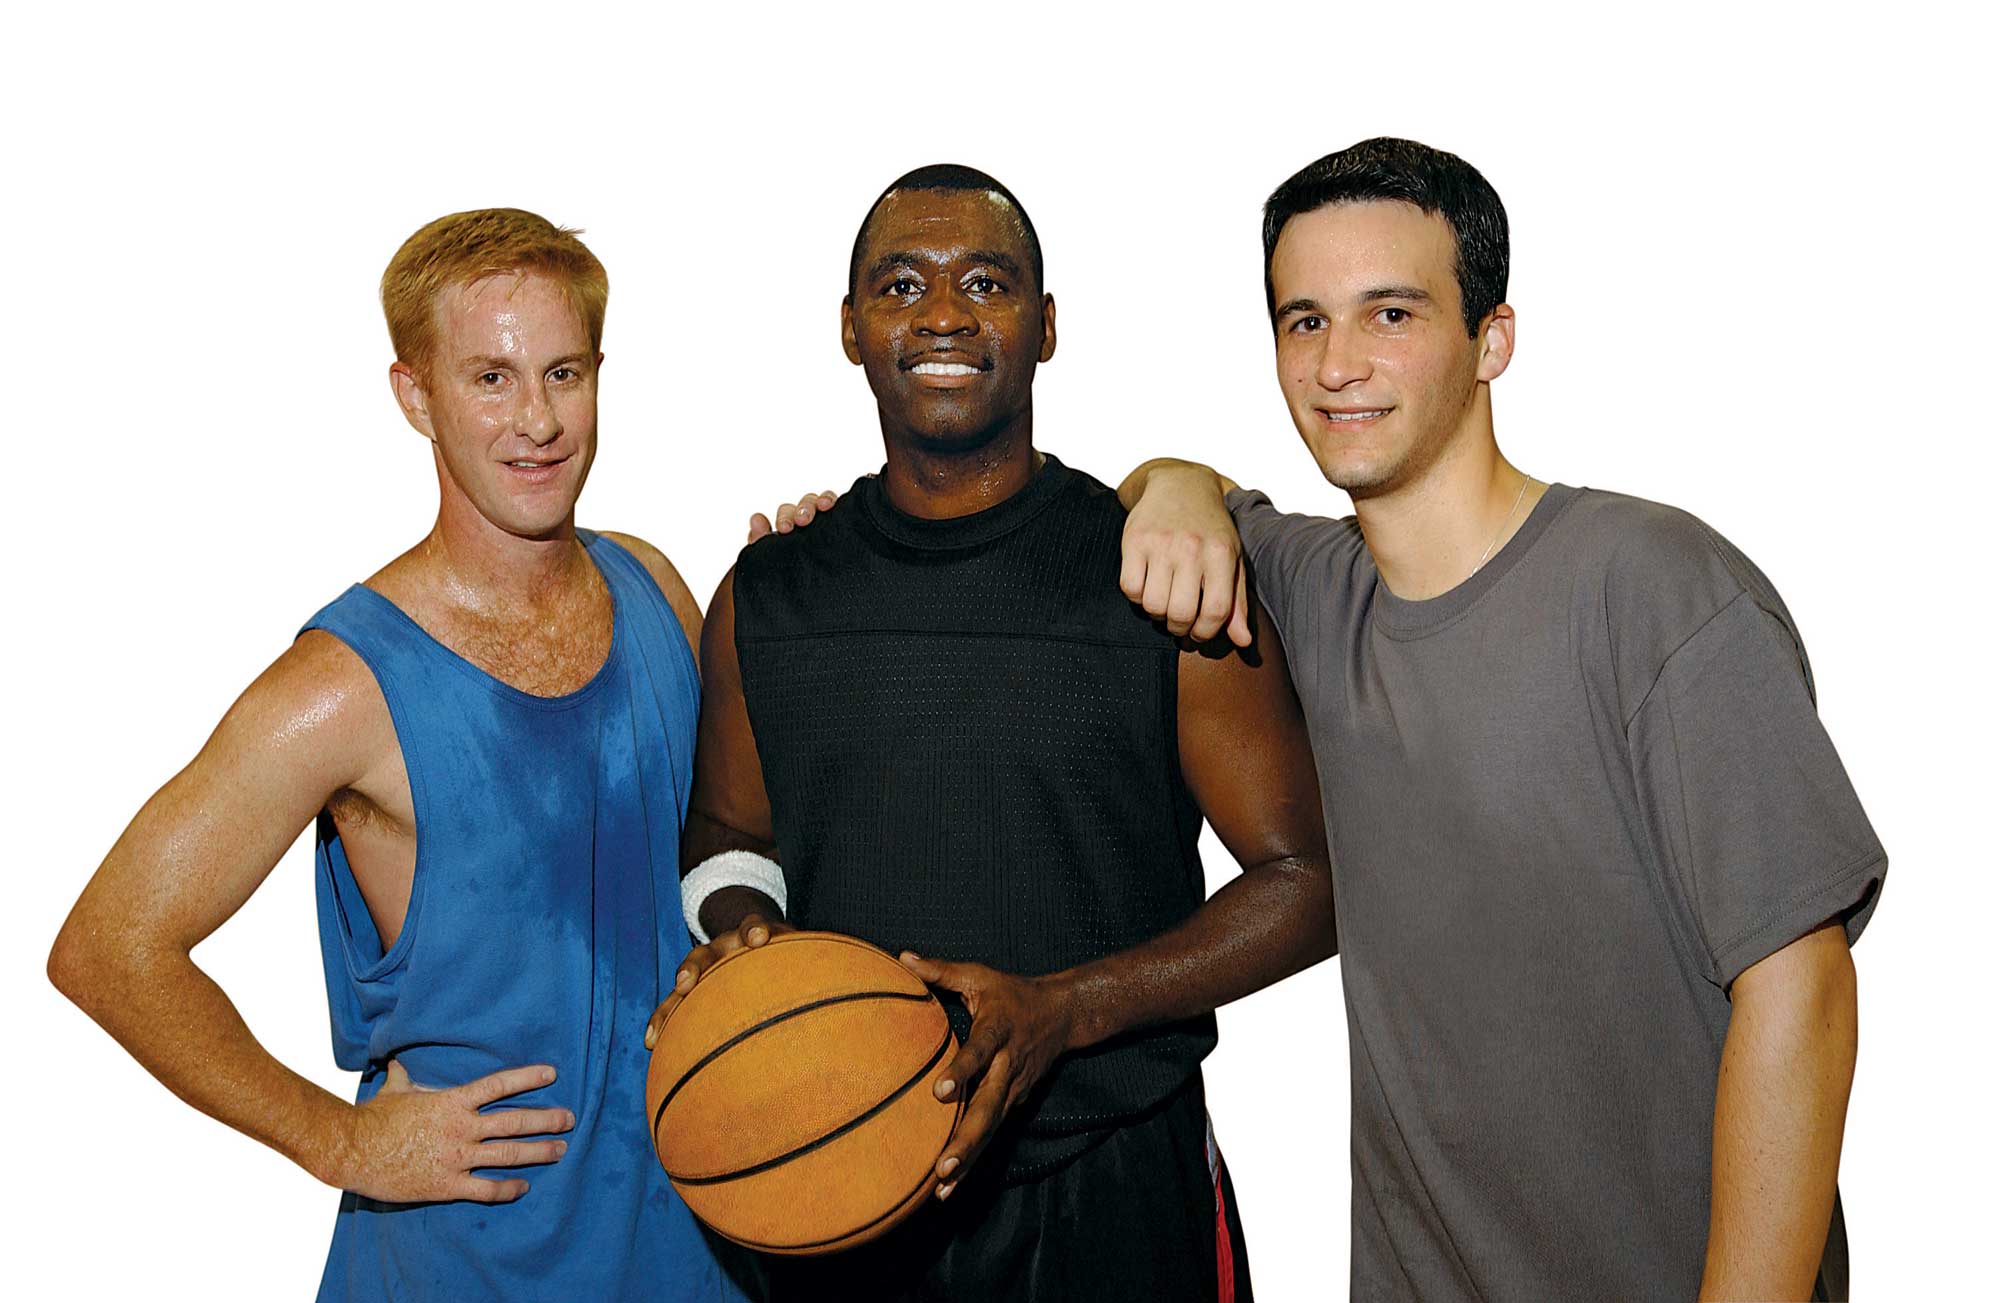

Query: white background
left=6, top=3, right=1992, bottom=1298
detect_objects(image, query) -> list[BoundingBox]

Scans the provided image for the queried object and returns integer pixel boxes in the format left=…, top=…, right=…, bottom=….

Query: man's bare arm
left=47, top=633, right=572, bottom=1203
left=644, top=566, right=791, bottom=1045
left=906, top=605, right=1336, bottom=1192
left=1115, top=459, right=1251, bottom=646
left=1699, top=921, right=1857, bottom=1301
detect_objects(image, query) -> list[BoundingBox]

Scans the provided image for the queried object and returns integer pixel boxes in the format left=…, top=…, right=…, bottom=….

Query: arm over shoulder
left=1224, top=488, right=1362, bottom=636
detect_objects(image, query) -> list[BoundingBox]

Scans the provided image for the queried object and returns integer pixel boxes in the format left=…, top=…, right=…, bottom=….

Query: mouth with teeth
left=901, top=354, right=993, bottom=387
left=1318, top=407, right=1393, bottom=425
left=501, top=454, right=571, bottom=484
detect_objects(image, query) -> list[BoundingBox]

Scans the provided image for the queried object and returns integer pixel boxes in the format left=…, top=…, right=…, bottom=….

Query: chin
left=903, top=413, right=1007, bottom=455
left=1304, top=443, right=1398, bottom=496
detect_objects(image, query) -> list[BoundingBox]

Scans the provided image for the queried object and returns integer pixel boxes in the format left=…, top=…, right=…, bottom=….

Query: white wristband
left=681, top=850, right=788, bottom=944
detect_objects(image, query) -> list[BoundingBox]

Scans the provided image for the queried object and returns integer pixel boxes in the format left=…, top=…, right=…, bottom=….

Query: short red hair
left=381, top=208, right=608, bottom=379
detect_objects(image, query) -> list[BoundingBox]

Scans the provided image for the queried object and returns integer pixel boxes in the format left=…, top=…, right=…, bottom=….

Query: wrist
left=699, top=885, right=782, bottom=940
left=295, top=1090, right=363, bottom=1190
left=1154, top=460, right=1232, bottom=500
left=1037, top=969, right=1098, bottom=1053
left=1120, top=458, right=1197, bottom=509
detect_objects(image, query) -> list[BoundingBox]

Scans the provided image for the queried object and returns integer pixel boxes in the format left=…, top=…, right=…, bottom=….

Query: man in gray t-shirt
left=1119, top=139, right=1883, bottom=1301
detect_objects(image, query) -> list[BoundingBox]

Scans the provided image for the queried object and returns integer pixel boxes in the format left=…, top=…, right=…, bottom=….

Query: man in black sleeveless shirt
left=646, top=168, right=1336, bottom=1301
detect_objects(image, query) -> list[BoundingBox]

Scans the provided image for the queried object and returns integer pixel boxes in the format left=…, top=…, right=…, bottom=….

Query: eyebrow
left=1360, top=285, right=1433, bottom=304
left=457, top=353, right=592, bottom=372
left=865, top=248, right=1026, bottom=283
left=1275, top=286, right=1434, bottom=319
left=962, top=249, right=1024, bottom=279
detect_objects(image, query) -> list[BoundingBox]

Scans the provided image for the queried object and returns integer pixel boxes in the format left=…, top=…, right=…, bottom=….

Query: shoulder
left=1560, top=486, right=1784, bottom=621
left=1227, top=487, right=1365, bottom=561
left=199, top=629, right=395, bottom=791
left=593, top=529, right=703, bottom=654
left=1555, top=488, right=1806, bottom=717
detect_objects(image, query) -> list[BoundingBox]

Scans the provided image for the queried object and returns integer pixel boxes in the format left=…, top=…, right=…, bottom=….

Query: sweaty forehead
left=1271, top=200, right=1459, bottom=302
left=861, top=188, right=1033, bottom=266
left=433, top=272, right=587, bottom=354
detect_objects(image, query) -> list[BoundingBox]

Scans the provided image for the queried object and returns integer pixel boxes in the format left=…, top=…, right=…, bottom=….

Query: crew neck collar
left=1370, top=483, right=1580, bottom=638
left=861, top=453, right=1071, bottom=551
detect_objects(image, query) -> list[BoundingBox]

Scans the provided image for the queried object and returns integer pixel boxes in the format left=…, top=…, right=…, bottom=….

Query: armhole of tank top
left=306, top=619, right=432, bottom=985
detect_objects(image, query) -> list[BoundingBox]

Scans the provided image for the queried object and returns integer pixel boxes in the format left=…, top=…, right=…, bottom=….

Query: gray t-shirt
left=1229, top=482, right=1885, bottom=1302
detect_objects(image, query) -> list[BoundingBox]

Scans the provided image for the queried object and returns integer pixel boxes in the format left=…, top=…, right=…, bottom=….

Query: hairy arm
left=908, top=604, right=1336, bottom=1192
left=1700, top=921, right=1858, bottom=1301
left=1115, top=458, right=1250, bottom=646
left=47, top=633, right=570, bottom=1202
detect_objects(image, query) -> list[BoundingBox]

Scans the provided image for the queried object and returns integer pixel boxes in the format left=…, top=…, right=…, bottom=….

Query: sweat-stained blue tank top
left=300, top=531, right=744, bottom=1303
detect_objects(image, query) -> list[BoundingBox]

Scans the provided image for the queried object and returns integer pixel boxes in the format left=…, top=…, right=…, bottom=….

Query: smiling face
left=391, top=272, right=600, bottom=539
left=841, top=187, right=1055, bottom=452
left=1270, top=200, right=1510, bottom=496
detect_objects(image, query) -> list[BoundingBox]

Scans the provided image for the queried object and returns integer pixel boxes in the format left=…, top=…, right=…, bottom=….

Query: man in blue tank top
left=50, top=210, right=748, bottom=1300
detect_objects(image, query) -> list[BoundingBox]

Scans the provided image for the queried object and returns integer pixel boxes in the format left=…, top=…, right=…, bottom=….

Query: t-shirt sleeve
left=1625, top=591, right=1886, bottom=987
left=1225, top=487, right=1343, bottom=634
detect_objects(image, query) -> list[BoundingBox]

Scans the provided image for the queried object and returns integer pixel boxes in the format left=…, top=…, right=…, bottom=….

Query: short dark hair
left=847, top=164, right=1044, bottom=299
left=1263, top=138, right=1508, bottom=337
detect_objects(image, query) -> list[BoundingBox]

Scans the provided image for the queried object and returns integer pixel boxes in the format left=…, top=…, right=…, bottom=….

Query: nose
left=518, top=379, right=562, bottom=445
left=1314, top=325, right=1373, bottom=392
left=914, top=284, right=977, bottom=338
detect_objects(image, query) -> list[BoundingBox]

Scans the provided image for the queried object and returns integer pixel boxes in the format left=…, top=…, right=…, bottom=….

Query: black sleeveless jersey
left=731, top=454, right=1215, bottom=1177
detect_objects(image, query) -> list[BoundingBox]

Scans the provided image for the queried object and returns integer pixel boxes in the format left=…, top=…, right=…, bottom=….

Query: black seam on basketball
left=718, top=1154, right=942, bottom=1253
left=666, top=1026, right=951, bottom=1186
left=651, top=989, right=932, bottom=1138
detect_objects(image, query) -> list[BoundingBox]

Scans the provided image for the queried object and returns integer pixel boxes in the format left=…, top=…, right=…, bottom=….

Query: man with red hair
left=50, top=209, right=746, bottom=1301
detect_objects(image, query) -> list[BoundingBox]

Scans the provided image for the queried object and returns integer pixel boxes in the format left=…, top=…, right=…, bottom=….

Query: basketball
left=645, top=930, right=961, bottom=1255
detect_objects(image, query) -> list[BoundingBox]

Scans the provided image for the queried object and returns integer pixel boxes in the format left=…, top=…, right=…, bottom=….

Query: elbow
left=46, top=915, right=93, bottom=1006
left=47, top=909, right=138, bottom=1018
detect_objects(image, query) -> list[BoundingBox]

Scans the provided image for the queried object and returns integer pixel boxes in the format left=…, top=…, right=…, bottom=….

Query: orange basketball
left=645, top=930, right=961, bottom=1255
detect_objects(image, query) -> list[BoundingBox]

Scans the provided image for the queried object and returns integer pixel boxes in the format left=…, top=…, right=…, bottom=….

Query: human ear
left=840, top=296, right=862, bottom=366
left=389, top=361, right=437, bottom=441
left=1038, top=294, right=1057, bottom=363
left=1475, top=304, right=1515, bottom=383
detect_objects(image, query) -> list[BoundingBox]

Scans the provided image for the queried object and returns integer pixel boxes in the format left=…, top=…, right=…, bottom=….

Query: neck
left=1351, top=403, right=1543, bottom=601
left=878, top=407, right=1041, bottom=520
left=421, top=459, right=591, bottom=615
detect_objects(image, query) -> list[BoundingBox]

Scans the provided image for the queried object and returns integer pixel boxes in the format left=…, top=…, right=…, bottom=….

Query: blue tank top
left=301, top=532, right=743, bottom=1303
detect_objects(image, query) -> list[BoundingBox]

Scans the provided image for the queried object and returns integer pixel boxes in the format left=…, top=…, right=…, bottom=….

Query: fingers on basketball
left=937, top=1048, right=1013, bottom=1195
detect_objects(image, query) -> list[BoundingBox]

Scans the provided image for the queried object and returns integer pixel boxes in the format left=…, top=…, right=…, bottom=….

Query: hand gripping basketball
left=896, top=952, right=1079, bottom=1200
left=644, top=931, right=962, bottom=1254
left=336, top=1059, right=575, bottom=1204
left=645, top=912, right=796, bottom=1049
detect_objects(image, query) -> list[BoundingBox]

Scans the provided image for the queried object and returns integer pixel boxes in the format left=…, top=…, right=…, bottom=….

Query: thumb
left=902, top=951, right=976, bottom=994
left=381, top=1058, right=413, bottom=1094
